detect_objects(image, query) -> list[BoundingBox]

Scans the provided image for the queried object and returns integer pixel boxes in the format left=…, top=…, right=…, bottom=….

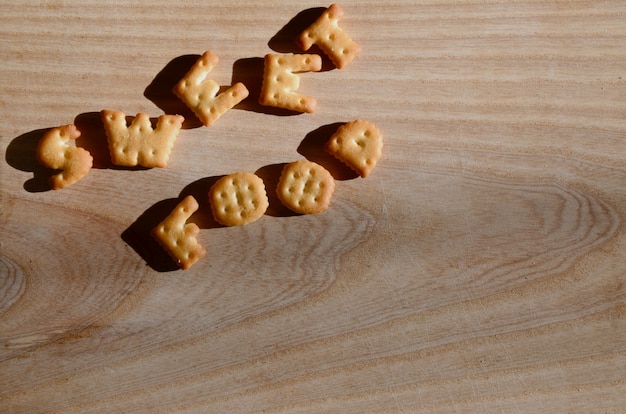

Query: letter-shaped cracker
left=151, top=195, right=206, bottom=270
left=325, top=120, right=383, bottom=178
left=277, top=160, right=335, bottom=214
left=297, top=4, right=360, bottom=69
left=209, top=172, right=269, bottom=226
left=173, top=51, right=249, bottom=126
left=36, top=124, right=93, bottom=190
left=101, top=110, right=184, bottom=168
left=259, top=53, right=322, bottom=113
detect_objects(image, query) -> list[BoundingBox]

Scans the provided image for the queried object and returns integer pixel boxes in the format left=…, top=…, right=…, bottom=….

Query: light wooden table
left=1, top=1, right=625, bottom=412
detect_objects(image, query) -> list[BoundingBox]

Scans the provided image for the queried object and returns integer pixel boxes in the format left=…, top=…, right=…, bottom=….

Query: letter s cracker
left=36, top=124, right=93, bottom=190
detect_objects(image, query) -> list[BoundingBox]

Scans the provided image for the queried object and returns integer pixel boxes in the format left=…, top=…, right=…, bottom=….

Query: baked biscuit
left=297, top=4, right=360, bottom=69
left=101, top=110, right=184, bottom=168
left=325, top=120, right=383, bottom=178
left=209, top=172, right=269, bottom=226
left=36, top=124, right=93, bottom=190
left=151, top=195, right=206, bottom=270
left=276, top=160, right=335, bottom=214
left=259, top=53, right=322, bottom=113
left=173, top=51, right=249, bottom=126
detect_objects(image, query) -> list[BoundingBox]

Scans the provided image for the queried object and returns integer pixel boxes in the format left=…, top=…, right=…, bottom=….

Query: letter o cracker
left=36, top=124, right=93, bottom=190
left=276, top=160, right=335, bottom=214
left=209, top=172, right=269, bottom=226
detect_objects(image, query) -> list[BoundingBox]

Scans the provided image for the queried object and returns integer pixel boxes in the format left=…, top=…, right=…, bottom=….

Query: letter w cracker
left=101, top=110, right=184, bottom=168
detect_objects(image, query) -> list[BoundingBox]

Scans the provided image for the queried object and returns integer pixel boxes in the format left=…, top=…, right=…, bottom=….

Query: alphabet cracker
left=151, top=195, right=206, bottom=270
left=36, top=124, right=93, bottom=190
left=101, top=110, right=184, bottom=168
left=297, top=3, right=360, bottom=69
left=276, top=160, right=335, bottom=214
left=259, top=53, right=322, bottom=113
left=173, top=50, right=249, bottom=126
left=325, top=120, right=383, bottom=178
left=209, top=172, right=269, bottom=226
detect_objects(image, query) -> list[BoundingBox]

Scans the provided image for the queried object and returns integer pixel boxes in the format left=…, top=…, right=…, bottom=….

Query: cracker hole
left=342, top=49, right=349, bottom=55
left=273, top=93, right=280, bottom=99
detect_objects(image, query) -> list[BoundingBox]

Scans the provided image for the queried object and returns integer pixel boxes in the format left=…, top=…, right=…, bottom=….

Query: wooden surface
left=1, top=1, right=625, bottom=412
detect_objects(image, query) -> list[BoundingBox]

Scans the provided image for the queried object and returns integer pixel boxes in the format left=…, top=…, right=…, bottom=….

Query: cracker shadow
left=231, top=57, right=302, bottom=116
left=255, top=163, right=300, bottom=217
left=144, top=54, right=204, bottom=129
left=268, top=7, right=337, bottom=72
left=121, top=198, right=182, bottom=272
left=5, top=128, right=55, bottom=192
left=179, top=176, right=226, bottom=229
left=297, top=122, right=359, bottom=180
left=73, top=112, right=112, bottom=169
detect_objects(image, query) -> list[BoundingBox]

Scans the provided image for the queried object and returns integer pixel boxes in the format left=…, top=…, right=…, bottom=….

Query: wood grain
left=1, top=0, right=625, bottom=412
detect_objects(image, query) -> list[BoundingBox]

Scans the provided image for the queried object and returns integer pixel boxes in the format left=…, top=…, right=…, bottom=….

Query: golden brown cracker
left=36, top=124, right=93, bottom=190
left=151, top=195, right=206, bottom=270
left=325, top=120, right=383, bottom=178
left=209, top=172, right=269, bottom=226
left=259, top=53, right=322, bottom=113
left=297, top=4, right=360, bottom=69
left=276, top=160, right=335, bottom=214
left=173, top=51, right=249, bottom=126
left=101, top=110, right=184, bottom=168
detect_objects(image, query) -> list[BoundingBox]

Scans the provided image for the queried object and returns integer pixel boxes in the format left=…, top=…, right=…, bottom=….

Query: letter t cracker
left=297, top=4, right=361, bottom=69
left=173, top=51, right=249, bottom=126
left=101, top=110, right=184, bottom=168
left=259, top=53, right=322, bottom=113
left=151, top=195, right=206, bottom=270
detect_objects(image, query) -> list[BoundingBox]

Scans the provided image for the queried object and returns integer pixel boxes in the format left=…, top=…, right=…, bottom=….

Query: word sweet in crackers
left=325, top=119, right=383, bottom=178
left=297, top=4, right=360, bottom=69
left=36, top=124, right=93, bottom=190
left=151, top=195, right=207, bottom=270
left=101, top=110, right=184, bottom=168
left=173, top=50, right=249, bottom=126
left=277, top=160, right=335, bottom=214
left=259, top=53, right=322, bottom=113
left=209, top=172, right=270, bottom=226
